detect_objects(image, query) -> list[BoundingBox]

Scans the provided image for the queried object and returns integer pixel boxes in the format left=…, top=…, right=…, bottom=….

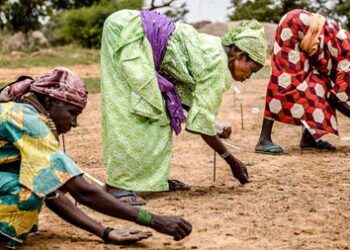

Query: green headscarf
left=222, top=20, right=267, bottom=65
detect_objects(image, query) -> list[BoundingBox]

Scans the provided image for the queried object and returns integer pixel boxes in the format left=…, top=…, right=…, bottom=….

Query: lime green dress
left=0, top=102, right=81, bottom=247
left=100, top=10, right=232, bottom=192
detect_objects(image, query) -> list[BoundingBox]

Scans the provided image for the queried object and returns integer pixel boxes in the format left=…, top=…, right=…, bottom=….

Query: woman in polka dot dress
left=255, top=9, right=350, bottom=154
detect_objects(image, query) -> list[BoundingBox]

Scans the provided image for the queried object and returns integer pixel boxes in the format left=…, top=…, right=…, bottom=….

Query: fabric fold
left=140, top=10, right=186, bottom=135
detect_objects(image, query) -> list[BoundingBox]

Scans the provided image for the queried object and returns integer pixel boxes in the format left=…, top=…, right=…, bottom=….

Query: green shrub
left=47, top=0, right=142, bottom=48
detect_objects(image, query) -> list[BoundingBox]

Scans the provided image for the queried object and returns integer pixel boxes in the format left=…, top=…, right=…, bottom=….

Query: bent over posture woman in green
left=100, top=10, right=267, bottom=204
left=0, top=68, right=191, bottom=249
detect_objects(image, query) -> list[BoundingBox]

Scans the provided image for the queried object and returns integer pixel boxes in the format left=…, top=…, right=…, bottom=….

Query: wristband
left=136, top=208, right=153, bottom=226
left=220, top=151, right=230, bottom=159
left=102, top=227, right=114, bottom=242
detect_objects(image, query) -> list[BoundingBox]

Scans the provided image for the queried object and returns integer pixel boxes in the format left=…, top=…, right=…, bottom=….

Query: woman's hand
left=200, top=133, right=249, bottom=185
left=108, top=229, right=153, bottom=244
left=216, top=125, right=232, bottom=139
left=227, top=157, right=249, bottom=185
left=150, top=215, right=192, bottom=241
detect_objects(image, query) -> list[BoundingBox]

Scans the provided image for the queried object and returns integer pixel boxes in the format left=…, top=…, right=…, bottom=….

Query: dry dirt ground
left=1, top=67, right=349, bottom=250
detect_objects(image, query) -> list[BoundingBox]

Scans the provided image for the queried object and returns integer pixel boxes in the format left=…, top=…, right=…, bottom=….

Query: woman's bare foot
left=107, top=229, right=152, bottom=244
left=168, top=179, right=191, bottom=191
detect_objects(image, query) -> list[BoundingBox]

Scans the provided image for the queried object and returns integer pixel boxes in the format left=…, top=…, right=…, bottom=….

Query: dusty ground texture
left=1, top=67, right=349, bottom=250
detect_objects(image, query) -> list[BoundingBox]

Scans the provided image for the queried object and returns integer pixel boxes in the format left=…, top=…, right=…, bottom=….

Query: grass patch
left=252, top=66, right=271, bottom=79
left=0, top=77, right=100, bottom=94
left=83, top=77, right=100, bottom=93
left=0, top=45, right=99, bottom=68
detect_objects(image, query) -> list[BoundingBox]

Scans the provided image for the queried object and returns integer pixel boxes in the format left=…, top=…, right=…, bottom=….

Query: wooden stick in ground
left=233, top=90, right=236, bottom=107
left=62, top=134, right=66, bottom=152
left=233, top=86, right=240, bottom=107
left=84, top=172, right=105, bottom=187
left=213, top=151, right=216, bottom=182
left=221, top=140, right=240, bottom=150
left=240, top=103, right=244, bottom=130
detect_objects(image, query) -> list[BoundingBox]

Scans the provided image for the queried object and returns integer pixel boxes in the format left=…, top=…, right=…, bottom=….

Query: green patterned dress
left=100, top=10, right=232, bottom=192
left=0, top=102, right=81, bottom=247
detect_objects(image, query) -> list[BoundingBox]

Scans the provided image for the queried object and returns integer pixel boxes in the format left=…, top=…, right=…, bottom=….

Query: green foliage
left=82, top=77, right=100, bottom=93
left=0, top=0, right=101, bottom=34
left=48, top=0, right=143, bottom=48
left=229, top=0, right=350, bottom=29
left=335, top=0, right=350, bottom=30
left=50, top=0, right=100, bottom=11
left=0, top=0, right=48, bottom=33
left=229, top=0, right=316, bottom=23
left=146, top=0, right=188, bottom=21
left=251, top=66, right=271, bottom=79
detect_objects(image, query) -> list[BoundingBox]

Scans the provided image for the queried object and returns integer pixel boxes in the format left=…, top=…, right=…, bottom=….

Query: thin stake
left=240, top=103, right=244, bottom=130
left=300, top=126, right=304, bottom=155
left=221, top=140, right=240, bottom=150
left=233, top=90, right=236, bottom=107
left=233, top=87, right=240, bottom=107
left=62, top=134, right=77, bottom=206
left=62, top=134, right=66, bottom=153
left=84, top=172, right=104, bottom=187
left=213, top=151, right=216, bottom=182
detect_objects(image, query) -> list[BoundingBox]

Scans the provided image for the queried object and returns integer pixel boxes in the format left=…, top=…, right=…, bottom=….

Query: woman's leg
left=255, top=118, right=284, bottom=153
left=329, top=93, right=350, bottom=118
left=45, top=190, right=152, bottom=244
left=299, top=127, right=336, bottom=150
left=61, top=175, right=192, bottom=241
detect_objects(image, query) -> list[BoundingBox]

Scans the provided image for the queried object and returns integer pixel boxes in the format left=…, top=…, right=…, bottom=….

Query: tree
left=229, top=0, right=350, bottom=30
left=48, top=0, right=143, bottom=48
left=229, top=0, right=314, bottom=23
left=0, top=0, right=102, bottom=33
left=145, top=0, right=188, bottom=21
left=0, top=0, right=48, bottom=33
left=335, top=0, right=350, bottom=30
left=50, top=0, right=100, bottom=11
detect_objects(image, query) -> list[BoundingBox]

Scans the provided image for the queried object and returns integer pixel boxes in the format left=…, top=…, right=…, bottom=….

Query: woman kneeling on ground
left=0, top=68, right=191, bottom=249
left=101, top=10, right=267, bottom=205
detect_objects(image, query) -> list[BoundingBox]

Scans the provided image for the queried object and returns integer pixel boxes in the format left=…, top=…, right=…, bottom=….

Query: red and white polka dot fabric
left=264, top=9, right=350, bottom=140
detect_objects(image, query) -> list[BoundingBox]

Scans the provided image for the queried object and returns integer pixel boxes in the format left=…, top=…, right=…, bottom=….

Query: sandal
left=255, top=145, right=285, bottom=155
left=113, top=191, right=146, bottom=206
left=168, top=179, right=191, bottom=191
left=300, top=139, right=336, bottom=151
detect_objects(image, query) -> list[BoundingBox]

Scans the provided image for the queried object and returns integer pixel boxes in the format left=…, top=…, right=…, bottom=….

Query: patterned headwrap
left=0, top=67, right=88, bottom=108
left=222, top=20, right=267, bottom=65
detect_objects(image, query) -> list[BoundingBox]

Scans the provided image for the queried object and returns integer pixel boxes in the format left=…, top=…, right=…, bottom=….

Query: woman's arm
left=60, top=176, right=192, bottom=241
left=45, top=191, right=105, bottom=239
left=183, top=104, right=249, bottom=184
left=45, top=190, right=152, bottom=244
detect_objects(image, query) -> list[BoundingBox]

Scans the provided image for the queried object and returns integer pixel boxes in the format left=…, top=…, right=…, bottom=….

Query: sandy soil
left=1, top=68, right=349, bottom=249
